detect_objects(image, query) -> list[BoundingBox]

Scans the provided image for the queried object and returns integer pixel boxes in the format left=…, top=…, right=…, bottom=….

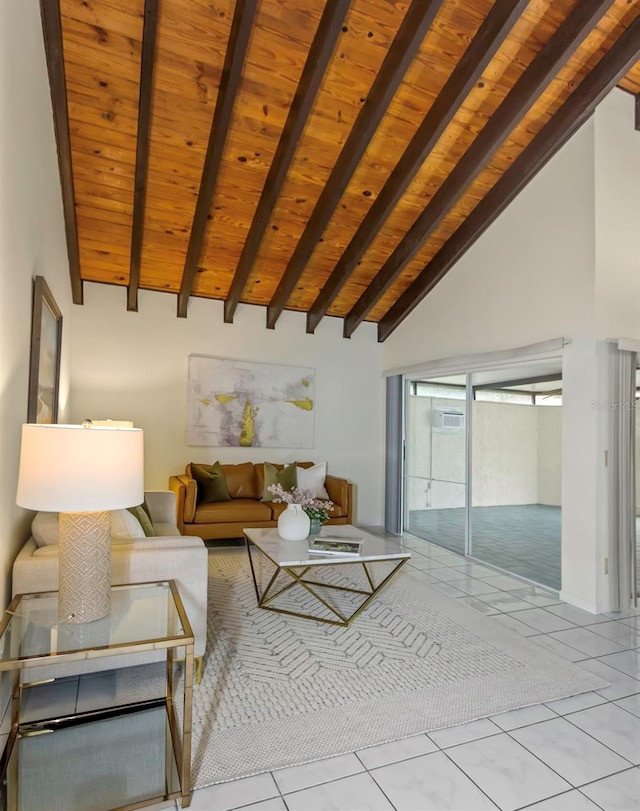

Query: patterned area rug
left=191, top=549, right=607, bottom=787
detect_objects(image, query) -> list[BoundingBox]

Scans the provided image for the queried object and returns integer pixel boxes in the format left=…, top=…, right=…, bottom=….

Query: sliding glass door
left=404, top=377, right=467, bottom=555
left=632, top=369, right=640, bottom=605
left=469, top=368, right=562, bottom=590
left=402, top=362, right=563, bottom=590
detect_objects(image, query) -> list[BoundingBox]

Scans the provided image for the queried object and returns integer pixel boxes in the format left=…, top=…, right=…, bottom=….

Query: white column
left=561, top=339, right=614, bottom=613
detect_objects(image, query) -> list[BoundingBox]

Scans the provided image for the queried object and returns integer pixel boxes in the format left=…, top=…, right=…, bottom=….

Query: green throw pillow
left=192, top=462, right=231, bottom=504
left=262, top=462, right=297, bottom=501
left=127, top=502, right=157, bottom=537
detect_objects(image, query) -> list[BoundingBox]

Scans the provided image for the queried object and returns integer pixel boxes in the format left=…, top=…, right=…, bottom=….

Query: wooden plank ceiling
left=44, top=0, right=640, bottom=340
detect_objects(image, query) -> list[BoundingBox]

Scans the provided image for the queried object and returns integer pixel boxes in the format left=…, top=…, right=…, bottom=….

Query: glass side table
left=0, top=580, right=194, bottom=811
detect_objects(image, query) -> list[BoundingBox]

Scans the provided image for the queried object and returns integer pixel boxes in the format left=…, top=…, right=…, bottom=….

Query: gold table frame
left=0, top=580, right=194, bottom=811
left=245, top=533, right=410, bottom=626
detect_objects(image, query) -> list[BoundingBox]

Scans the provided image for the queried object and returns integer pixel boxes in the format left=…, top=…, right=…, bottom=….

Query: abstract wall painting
left=186, top=355, right=315, bottom=447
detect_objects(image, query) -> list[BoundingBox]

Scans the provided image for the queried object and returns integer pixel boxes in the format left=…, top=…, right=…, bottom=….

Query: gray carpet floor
left=407, top=505, right=561, bottom=590
left=408, top=507, right=640, bottom=594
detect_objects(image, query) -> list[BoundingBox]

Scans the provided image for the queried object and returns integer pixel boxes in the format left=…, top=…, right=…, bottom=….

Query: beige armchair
left=12, top=491, right=208, bottom=681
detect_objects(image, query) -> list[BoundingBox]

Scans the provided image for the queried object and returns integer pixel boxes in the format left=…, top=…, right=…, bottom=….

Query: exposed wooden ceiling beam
left=40, top=0, right=83, bottom=305
left=305, top=0, right=527, bottom=335
left=344, top=0, right=615, bottom=338
left=127, top=0, right=159, bottom=313
left=223, top=0, right=352, bottom=325
left=265, top=0, right=443, bottom=330
left=177, top=0, right=258, bottom=319
left=378, top=14, right=640, bottom=342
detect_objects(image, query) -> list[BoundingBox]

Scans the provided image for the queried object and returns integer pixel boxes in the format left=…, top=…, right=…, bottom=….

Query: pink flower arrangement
left=268, top=483, right=334, bottom=521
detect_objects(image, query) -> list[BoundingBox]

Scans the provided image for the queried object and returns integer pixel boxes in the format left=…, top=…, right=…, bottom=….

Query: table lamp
left=16, top=422, right=144, bottom=623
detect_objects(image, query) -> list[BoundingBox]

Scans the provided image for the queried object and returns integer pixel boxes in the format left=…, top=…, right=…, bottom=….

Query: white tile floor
left=22, top=534, right=640, bottom=811
left=175, top=536, right=640, bottom=811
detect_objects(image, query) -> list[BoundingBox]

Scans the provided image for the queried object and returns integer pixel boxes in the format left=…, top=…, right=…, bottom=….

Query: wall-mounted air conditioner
left=433, top=406, right=465, bottom=432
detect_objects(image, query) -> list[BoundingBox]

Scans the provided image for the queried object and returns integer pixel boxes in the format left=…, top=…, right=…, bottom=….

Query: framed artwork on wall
left=186, top=355, right=315, bottom=448
left=27, top=276, right=63, bottom=424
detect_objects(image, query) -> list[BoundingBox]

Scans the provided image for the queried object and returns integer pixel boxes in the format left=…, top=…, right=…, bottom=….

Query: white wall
left=592, top=89, right=640, bottom=518
left=383, top=92, right=640, bottom=611
left=589, top=91, right=640, bottom=608
left=594, top=91, right=640, bottom=342
left=382, top=120, right=596, bottom=370
left=472, top=401, right=538, bottom=507
left=560, top=339, right=615, bottom=612
left=537, top=406, right=562, bottom=506
left=406, top=397, right=466, bottom=510
left=407, top=396, right=562, bottom=510
left=382, top=110, right=606, bottom=608
left=0, top=0, right=72, bottom=609
left=70, top=286, right=384, bottom=525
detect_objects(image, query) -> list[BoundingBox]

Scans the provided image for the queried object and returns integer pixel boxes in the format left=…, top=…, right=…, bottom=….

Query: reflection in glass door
left=404, top=377, right=466, bottom=555
left=401, top=360, right=564, bottom=591
left=469, top=369, right=562, bottom=590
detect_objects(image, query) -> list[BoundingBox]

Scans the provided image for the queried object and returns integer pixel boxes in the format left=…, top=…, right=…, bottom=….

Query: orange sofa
left=169, top=461, right=353, bottom=540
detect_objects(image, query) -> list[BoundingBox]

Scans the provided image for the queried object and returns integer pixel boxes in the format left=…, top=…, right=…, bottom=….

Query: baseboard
left=559, top=590, right=599, bottom=614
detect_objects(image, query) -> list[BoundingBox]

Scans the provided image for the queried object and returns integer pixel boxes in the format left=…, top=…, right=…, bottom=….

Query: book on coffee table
left=308, top=537, right=363, bottom=556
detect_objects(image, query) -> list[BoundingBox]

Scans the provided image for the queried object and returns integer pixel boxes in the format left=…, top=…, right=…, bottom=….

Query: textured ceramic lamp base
left=58, top=511, right=111, bottom=623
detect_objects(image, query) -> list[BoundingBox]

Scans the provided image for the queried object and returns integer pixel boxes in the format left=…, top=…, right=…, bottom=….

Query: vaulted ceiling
left=43, top=0, right=640, bottom=341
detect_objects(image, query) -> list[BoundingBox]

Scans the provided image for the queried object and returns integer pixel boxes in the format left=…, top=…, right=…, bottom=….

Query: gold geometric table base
left=245, top=539, right=408, bottom=626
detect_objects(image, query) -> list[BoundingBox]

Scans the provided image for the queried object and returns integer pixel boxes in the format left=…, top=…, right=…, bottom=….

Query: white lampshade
left=17, top=423, right=144, bottom=513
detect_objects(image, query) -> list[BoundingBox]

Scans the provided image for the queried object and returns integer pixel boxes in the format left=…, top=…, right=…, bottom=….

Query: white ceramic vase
left=277, top=504, right=310, bottom=541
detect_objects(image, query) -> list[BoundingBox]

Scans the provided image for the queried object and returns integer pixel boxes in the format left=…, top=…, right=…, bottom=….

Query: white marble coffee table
left=243, top=526, right=410, bottom=626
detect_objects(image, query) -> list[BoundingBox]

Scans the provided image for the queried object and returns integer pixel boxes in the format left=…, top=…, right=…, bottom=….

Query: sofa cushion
left=152, top=521, right=182, bottom=537
left=32, top=510, right=147, bottom=547
left=256, top=462, right=314, bottom=497
left=222, top=462, right=258, bottom=499
left=261, top=462, right=297, bottom=501
left=193, top=498, right=272, bottom=524
left=31, top=512, right=60, bottom=547
left=183, top=476, right=197, bottom=522
left=255, top=462, right=302, bottom=499
left=297, top=462, right=330, bottom=499
left=111, top=509, right=147, bottom=539
left=325, top=500, right=344, bottom=518
left=267, top=501, right=291, bottom=520
left=267, top=501, right=288, bottom=520
left=191, top=462, right=231, bottom=504
left=127, top=503, right=157, bottom=536
left=32, top=546, right=59, bottom=557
